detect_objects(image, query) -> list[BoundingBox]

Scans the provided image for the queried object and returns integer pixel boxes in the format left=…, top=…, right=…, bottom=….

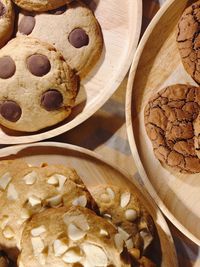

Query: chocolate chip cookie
left=177, top=0, right=200, bottom=84
left=19, top=206, right=131, bottom=267
left=0, top=163, right=97, bottom=260
left=17, top=0, right=103, bottom=78
left=0, top=0, right=15, bottom=48
left=91, top=185, right=156, bottom=266
left=0, top=36, right=78, bottom=132
left=144, top=84, right=200, bottom=173
left=13, top=0, right=72, bottom=12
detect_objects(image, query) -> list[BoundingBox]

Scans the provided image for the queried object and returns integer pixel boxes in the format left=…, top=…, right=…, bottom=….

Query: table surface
left=52, top=0, right=199, bottom=266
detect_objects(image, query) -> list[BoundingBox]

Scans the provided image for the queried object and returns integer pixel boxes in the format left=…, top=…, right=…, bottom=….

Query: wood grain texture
left=0, top=0, right=142, bottom=145
left=0, top=142, right=178, bottom=267
left=126, top=0, right=200, bottom=245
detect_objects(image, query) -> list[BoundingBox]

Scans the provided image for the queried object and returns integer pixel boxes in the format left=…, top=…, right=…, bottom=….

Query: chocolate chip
left=18, top=16, right=36, bottom=35
left=0, top=2, right=6, bottom=17
left=69, top=28, right=89, bottom=48
left=49, top=5, right=67, bottom=15
left=27, top=54, right=51, bottom=77
left=41, top=90, right=63, bottom=111
left=0, top=56, right=16, bottom=79
left=0, top=101, right=22, bottom=122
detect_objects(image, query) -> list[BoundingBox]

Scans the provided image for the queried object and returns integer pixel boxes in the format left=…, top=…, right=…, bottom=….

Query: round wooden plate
left=0, top=0, right=142, bottom=145
left=126, top=0, right=200, bottom=245
left=0, top=141, right=178, bottom=266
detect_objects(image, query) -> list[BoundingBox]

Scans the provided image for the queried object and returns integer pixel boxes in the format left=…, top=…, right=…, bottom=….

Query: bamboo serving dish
left=126, top=0, right=200, bottom=245
left=0, top=0, right=142, bottom=145
left=0, top=142, right=178, bottom=266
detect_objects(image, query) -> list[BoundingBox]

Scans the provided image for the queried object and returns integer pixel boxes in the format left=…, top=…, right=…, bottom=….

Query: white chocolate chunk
left=62, top=247, right=83, bottom=263
left=31, top=226, right=46, bottom=237
left=114, top=233, right=124, bottom=252
left=106, top=187, right=115, bottom=200
left=7, top=183, right=18, bottom=200
left=3, top=226, right=14, bottom=239
left=140, top=230, right=153, bottom=250
left=103, top=214, right=112, bottom=220
left=0, top=172, right=12, bottom=190
left=68, top=223, right=86, bottom=241
left=0, top=215, right=9, bottom=230
left=47, top=176, right=58, bottom=185
left=48, top=174, right=67, bottom=191
left=53, top=239, right=68, bottom=257
left=125, top=209, right=137, bottom=221
left=31, top=236, right=45, bottom=255
left=45, top=195, right=62, bottom=207
left=72, top=195, right=87, bottom=207
left=21, top=209, right=30, bottom=220
left=28, top=196, right=41, bottom=207
left=125, top=238, right=134, bottom=249
left=100, top=229, right=109, bottom=236
left=120, top=192, right=131, bottom=208
left=23, top=171, right=37, bottom=185
left=117, top=227, right=130, bottom=241
left=82, top=243, right=108, bottom=266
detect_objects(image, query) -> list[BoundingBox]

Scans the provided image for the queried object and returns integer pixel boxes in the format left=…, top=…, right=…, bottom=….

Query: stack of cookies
left=0, top=0, right=103, bottom=132
left=144, top=0, right=200, bottom=174
left=0, top=159, right=158, bottom=267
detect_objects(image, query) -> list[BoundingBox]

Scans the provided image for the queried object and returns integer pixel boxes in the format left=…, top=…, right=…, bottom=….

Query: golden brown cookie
left=144, top=84, right=200, bottom=173
left=17, top=0, right=103, bottom=78
left=18, top=206, right=131, bottom=266
left=91, top=185, right=156, bottom=266
left=0, top=164, right=97, bottom=260
left=13, top=0, right=72, bottom=12
left=0, top=0, right=15, bottom=48
left=0, top=36, right=78, bottom=132
left=177, top=1, right=200, bottom=84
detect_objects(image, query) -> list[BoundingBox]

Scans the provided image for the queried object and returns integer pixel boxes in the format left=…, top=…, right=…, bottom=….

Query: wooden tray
left=0, top=0, right=142, bottom=145
left=126, top=0, right=200, bottom=245
left=0, top=142, right=178, bottom=267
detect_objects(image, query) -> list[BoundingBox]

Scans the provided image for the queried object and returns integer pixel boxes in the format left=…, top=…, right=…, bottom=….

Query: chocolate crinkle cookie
left=144, top=84, right=200, bottom=173
left=177, top=0, right=200, bottom=84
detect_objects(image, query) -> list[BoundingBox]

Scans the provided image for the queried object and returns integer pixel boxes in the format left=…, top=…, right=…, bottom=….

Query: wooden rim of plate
left=0, top=0, right=142, bottom=145
left=0, top=141, right=178, bottom=266
left=126, top=0, right=200, bottom=245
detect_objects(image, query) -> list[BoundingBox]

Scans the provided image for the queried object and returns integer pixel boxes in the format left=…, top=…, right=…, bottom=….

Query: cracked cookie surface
left=12, top=0, right=72, bottom=12
left=144, top=84, right=200, bottom=173
left=177, top=0, right=200, bottom=84
left=0, top=36, right=78, bottom=132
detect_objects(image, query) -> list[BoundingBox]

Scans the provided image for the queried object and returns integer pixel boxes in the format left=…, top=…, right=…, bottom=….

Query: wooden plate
left=0, top=142, right=178, bottom=267
left=126, top=0, right=200, bottom=245
left=0, top=0, right=142, bottom=145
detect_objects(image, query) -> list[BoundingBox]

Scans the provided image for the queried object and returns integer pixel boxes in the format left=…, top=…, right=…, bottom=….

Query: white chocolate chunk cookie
left=0, top=0, right=15, bottom=48
left=0, top=164, right=97, bottom=259
left=13, top=0, right=72, bottom=12
left=17, top=0, right=103, bottom=78
left=19, top=206, right=131, bottom=267
left=0, top=36, right=78, bottom=132
left=91, top=185, right=156, bottom=266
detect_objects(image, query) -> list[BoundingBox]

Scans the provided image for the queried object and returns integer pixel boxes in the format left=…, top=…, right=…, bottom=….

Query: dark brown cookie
left=144, top=84, right=200, bottom=173
left=177, top=1, right=200, bottom=84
